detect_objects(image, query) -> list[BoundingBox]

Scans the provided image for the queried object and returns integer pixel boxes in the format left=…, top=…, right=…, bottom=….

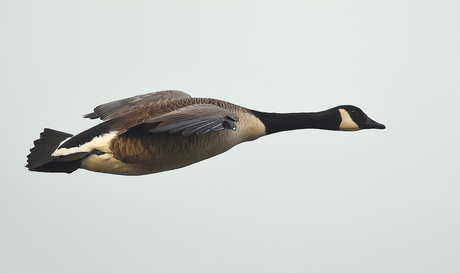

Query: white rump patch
left=52, top=131, right=118, bottom=157
left=338, top=109, right=359, bottom=131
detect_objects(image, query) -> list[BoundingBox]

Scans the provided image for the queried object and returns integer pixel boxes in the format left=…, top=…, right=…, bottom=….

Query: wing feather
left=145, top=104, right=239, bottom=136
left=84, top=90, right=191, bottom=121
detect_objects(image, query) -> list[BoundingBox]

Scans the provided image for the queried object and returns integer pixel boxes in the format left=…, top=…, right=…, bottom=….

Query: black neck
left=250, top=109, right=340, bottom=135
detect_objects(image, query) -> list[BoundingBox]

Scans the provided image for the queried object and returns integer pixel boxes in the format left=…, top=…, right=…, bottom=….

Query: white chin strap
left=338, top=109, right=359, bottom=131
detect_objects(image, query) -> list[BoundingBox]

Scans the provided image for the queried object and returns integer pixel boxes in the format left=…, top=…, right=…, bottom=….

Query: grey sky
left=1, top=1, right=459, bottom=272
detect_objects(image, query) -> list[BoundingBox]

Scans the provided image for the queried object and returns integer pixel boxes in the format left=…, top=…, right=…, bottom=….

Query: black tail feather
left=26, top=128, right=82, bottom=174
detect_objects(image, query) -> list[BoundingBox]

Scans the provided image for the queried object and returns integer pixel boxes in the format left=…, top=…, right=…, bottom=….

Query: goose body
left=26, top=90, right=385, bottom=175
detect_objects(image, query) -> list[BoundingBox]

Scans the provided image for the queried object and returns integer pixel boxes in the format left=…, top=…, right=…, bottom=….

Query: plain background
left=1, top=1, right=459, bottom=272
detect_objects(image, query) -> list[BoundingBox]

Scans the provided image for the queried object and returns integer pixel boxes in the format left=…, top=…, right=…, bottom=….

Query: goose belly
left=81, top=112, right=266, bottom=175
left=81, top=130, right=246, bottom=175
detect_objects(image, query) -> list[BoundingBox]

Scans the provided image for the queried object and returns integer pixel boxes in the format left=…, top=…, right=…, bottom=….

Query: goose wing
left=142, top=104, right=239, bottom=136
left=84, top=90, right=191, bottom=121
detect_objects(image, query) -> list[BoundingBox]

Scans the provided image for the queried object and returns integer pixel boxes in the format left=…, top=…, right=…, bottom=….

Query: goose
left=26, top=90, right=385, bottom=175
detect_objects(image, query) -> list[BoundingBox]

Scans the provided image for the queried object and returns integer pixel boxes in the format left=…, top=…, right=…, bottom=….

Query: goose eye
left=350, top=110, right=357, bottom=115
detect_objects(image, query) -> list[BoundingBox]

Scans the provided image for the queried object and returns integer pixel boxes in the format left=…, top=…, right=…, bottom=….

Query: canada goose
left=26, top=90, right=385, bottom=175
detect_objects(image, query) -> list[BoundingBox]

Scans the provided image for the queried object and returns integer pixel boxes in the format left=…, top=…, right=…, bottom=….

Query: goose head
left=335, top=105, right=386, bottom=131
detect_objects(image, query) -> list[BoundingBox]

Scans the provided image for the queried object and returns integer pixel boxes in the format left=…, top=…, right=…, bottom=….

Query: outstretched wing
left=144, top=104, right=239, bottom=136
left=84, top=90, right=191, bottom=121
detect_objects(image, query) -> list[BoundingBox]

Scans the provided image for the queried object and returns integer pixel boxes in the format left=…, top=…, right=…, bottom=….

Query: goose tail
left=26, top=128, right=81, bottom=174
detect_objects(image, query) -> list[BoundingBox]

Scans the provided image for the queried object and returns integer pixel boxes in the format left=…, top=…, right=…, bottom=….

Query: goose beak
left=362, top=116, right=386, bottom=129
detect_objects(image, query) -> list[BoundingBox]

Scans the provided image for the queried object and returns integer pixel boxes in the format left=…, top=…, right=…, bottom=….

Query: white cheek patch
left=338, top=109, right=359, bottom=131
left=52, top=131, right=118, bottom=157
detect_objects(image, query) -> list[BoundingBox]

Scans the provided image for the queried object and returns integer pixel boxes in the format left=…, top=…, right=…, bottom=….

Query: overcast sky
left=1, top=1, right=459, bottom=272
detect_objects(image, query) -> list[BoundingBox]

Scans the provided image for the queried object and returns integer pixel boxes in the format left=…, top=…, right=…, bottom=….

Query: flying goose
left=26, top=90, right=385, bottom=175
